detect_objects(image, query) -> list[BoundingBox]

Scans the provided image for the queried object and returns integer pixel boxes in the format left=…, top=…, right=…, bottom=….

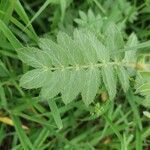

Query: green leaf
left=116, top=66, right=129, bottom=92
left=74, top=9, right=103, bottom=34
left=17, top=47, right=52, bottom=68
left=105, top=22, right=124, bottom=60
left=61, top=70, right=84, bottom=104
left=126, top=90, right=142, bottom=130
left=137, top=82, right=150, bottom=96
left=86, top=31, right=110, bottom=62
left=57, top=32, right=84, bottom=65
left=20, top=69, right=51, bottom=89
left=0, top=82, right=7, bottom=108
left=19, top=28, right=135, bottom=105
left=12, top=115, right=33, bottom=150
left=0, top=59, right=9, bottom=77
left=0, top=19, right=22, bottom=49
left=74, top=29, right=97, bottom=63
left=40, top=70, right=62, bottom=99
left=33, top=128, right=50, bottom=149
left=135, top=71, right=150, bottom=107
left=102, top=65, right=116, bottom=100
left=79, top=11, right=87, bottom=21
left=48, top=100, right=63, bottom=129
left=124, top=33, right=138, bottom=63
left=39, top=38, right=68, bottom=67
left=82, top=68, right=101, bottom=106
left=15, top=0, right=36, bottom=35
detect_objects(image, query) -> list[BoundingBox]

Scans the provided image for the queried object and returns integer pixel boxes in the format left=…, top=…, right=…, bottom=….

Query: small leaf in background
left=143, top=111, right=150, bottom=118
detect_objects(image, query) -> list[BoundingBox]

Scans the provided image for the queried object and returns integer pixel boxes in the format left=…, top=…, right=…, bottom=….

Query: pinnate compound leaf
left=18, top=28, right=135, bottom=105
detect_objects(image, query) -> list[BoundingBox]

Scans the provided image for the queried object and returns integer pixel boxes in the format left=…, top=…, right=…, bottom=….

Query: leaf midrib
left=43, top=61, right=138, bottom=71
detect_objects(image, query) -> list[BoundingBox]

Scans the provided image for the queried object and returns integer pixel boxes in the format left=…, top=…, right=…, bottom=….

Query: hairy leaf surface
left=18, top=27, right=136, bottom=105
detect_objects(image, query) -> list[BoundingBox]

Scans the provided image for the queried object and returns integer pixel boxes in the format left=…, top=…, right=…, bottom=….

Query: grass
left=0, top=0, right=150, bottom=149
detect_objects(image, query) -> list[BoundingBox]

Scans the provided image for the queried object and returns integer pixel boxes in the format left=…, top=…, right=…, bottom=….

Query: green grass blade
left=25, top=0, right=52, bottom=29
left=0, top=83, right=7, bottom=108
left=11, top=115, right=33, bottom=150
left=48, top=99, right=63, bottom=129
left=126, top=90, right=142, bottom=130
left=136, top=129, right=142, bottom=150
left=103, top=115, right=123, bottom=143
left=15, top=0, right=37, bottom=35
left=0, top=20, right=22, bottom=49
left=3, top=0, right=16, bottom=24
left=33, top=128, right=50, bottom=149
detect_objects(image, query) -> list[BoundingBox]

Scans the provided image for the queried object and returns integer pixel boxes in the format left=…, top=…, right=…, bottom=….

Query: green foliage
left=0, top=0, right=150, bottom=149
left=18, top=24, right=138, bottom=106
left=74, top=9, right=104, bottom=34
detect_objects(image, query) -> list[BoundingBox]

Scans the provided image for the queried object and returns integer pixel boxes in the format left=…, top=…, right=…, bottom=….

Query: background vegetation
left=0, top=0, right=150, bottom=149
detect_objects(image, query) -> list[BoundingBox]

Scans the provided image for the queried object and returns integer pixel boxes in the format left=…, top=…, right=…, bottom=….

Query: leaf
left=39, top=38, right=68, bottom=67
left=0, top=19, right=22, bottom=49
left=40, top=70, right=62, bottom=99
left=135, top=71, right=150, bottom=107
left=124, top=33, right=138, bottom=63
left=137, top=82, right=150, bottom=96
left=104, top=22, right=124, bottom=60
left=126, top=90, right=142, bottom=130
left=17, top=47, right=52, bottom=68
left=116, top=66, right=129, bottom=92
left=73, top=29, right=97, bottom=63
left=82, top=68, right=101, bottom=106
left=83, top=30, right=110, bottom=62
left=57, top=32, right=84, bottom=65
left=102, top=65, right=116, bottom=100
left=48, top=100, right=63, bottom=129
left=0, top=59, right=9, bottom=77
left=74, top=9, right=103, bottom=34
left=20, top=69, right=51, bottom=89
left=12, top=115, right=33, bottom=150
left=61, top=69, right=84, bottom=104
left=87, top=9, right=95, bottom=21
left=79, top=11, right=87, bottom=21
left=143, top=111, right=150, bottom=118
left=18, top=28, right=134, bottom=105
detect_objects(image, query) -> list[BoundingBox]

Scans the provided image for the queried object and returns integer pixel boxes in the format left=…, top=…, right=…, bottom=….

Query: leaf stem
left=45, top=62, right=149, bottom=71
